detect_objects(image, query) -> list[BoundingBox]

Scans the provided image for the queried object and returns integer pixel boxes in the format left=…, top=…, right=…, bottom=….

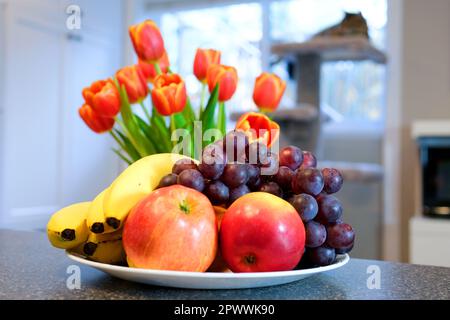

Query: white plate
left=67, top=252, right=349, bottom=289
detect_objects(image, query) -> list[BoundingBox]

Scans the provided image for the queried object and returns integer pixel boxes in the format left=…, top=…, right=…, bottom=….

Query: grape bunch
left=157, top=129, right=355, bottom=268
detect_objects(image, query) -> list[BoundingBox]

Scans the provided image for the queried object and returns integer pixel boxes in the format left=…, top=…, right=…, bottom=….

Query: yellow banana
left=47, top=202, right=90, bottom=249
left=86, top=188, right=116, bottom=234
left=83, top=230, right=125, bottom=264
left=103, top=153, right=192, bottom=230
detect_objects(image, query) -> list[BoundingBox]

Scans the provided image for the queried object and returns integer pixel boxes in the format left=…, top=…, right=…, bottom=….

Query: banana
left=103, top=153, right=193, bottom=230
left=67, top=242, right=86, bottom=256
left=83, top=230, right=125, bottom=264
left=86, top=188, right=116, bottom=234
left=47, top=202, right=91, bottom=249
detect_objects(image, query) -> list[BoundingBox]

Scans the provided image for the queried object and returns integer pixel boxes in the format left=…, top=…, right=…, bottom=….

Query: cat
left=314, top=12, right=369, bottom=38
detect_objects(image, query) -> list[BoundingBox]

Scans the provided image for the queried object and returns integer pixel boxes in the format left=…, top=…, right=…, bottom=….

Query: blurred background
left=1, top=0, right=450, bottom=266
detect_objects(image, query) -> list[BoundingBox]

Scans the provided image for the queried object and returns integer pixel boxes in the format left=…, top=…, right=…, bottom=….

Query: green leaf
left=151, top=107, right=172, bottom=152
left=173, top=111, right=188, bottom=129
left=218, top=101, right=226, bottom=137
left=113, top=129, right=141, bottom=162
left=201, top=84, right=219, bottom=146
left=134, top=115, right=157, bottom=154
left=183, top=97, right=196, bottom=122
left=114, top=79, right=155, bottom=156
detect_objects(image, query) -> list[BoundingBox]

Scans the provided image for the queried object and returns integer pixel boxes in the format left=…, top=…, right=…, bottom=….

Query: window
left=270, top=0, right=387, bottom=124
left=154, top=0, right=387, bottom=124
left=161, top=3, right=263, bottom=114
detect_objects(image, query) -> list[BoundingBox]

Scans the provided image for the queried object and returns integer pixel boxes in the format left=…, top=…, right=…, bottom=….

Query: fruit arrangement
left=47, top=132, right=355, bottom=272
left=155, top=130, right=355, bottom=269
left=48, top=19, right=355, bottom=274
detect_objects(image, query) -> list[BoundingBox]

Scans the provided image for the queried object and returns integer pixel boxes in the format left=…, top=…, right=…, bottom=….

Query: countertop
left=1, top=229, right=449, bottom=300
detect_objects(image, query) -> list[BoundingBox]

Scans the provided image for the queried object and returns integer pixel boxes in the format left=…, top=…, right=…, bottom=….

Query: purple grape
left=260, top=152, right=279, bottom=176
left=279, top=146, right=303, bottom=170
left=259, top=181, right=283, bottom=198
left=292, top=168, right=324, bottom=196
left=177, top=169, right=205, bottom=192
left=224, top=130, right=249, bottom=163
left=198, top=145, right=226, bottom=180
left=315, top=194, right=343, bottom=224
left=335, top=242, right=354, bottom=254
left=274, top=166, right=294, bottom=190
left=172, top=159, right=198, bottom=175
left=306, top=246, right=336, bottom=266
left=228, top=184, right=250, bottom=205
left=221, top=164, right=249, bottom=188
left=283, top=190, right=295, bottom=201
left=204, top=181, right=229, bottom=205
left=247, top=141, right=268, bottom=166
left=247, top=164, right=260, bottom=184
left=248, top=176, right=263, bottom=191
left=326, top=223, right=355, bottom=249
left=322, top=168, right=343, bottom=194
left=305, top=221, right=327, bottom=248
left=289, top=193, right=318, bottom=222
left=198, top=163, right=225, bottom=180
left=300, top=151, right=317, bottom=169
left=157, top=173, right=178, bottom=189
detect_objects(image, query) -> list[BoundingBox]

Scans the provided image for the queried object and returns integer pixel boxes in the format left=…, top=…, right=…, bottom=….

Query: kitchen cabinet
left=0, top=0, right=123, bottom=229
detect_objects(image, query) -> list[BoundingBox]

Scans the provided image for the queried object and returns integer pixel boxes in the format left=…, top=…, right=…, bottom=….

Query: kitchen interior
left=0, top=0, right=450, bottom=282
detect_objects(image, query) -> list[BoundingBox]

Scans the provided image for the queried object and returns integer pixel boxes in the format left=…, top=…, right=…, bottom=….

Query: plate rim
left=66, top=252, right=350, bottom=279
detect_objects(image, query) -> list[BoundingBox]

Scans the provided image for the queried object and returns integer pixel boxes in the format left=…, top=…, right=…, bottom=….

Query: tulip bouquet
left=79, top=20, right=286, bottom=163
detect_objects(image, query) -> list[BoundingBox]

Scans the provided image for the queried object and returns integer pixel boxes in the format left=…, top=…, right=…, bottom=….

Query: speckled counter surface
left=1, top=229, right=449, bottom=300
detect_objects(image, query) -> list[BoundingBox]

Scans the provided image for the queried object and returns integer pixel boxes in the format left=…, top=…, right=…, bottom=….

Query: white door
left=0, top=0, right=123, bottom=229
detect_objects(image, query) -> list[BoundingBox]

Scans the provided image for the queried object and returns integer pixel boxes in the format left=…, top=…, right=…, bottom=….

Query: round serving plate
left=67, top=252, right=349, bottom=290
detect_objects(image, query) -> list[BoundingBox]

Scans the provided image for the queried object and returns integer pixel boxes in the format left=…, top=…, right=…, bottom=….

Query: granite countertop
left=1, top=229, right=449, bottom=300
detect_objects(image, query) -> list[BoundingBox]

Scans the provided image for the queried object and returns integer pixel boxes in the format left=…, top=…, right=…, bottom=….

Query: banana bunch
left=47, top=153, right=191, bottom=265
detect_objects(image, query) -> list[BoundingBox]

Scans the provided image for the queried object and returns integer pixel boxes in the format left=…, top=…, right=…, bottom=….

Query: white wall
left=385, top=0, right=450, bottom=262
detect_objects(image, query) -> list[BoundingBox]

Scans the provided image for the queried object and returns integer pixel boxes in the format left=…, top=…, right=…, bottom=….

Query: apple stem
left=179, top=200, right=190, bottom=214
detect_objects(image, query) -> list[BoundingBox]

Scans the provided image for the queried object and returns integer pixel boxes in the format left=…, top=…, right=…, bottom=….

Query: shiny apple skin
left=123, top=185, right=217, bottom=272
left=220, top=192, right=305, bottom=272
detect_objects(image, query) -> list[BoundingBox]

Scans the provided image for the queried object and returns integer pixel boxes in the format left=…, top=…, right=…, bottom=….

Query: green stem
left=218, top=101, right=226, bottom=136
left=113, top=149, right=132, bottom=165
left=199, top=83, right=207, bottom=119
left=110, top=130, right=124, bottom=149
left=170, top=114, right=176, bottom=148
left=116, top=117, right=145, bottom=157
left=153, top=62, right=162, bottom=75
left=139, top=101, right=152, bottom=123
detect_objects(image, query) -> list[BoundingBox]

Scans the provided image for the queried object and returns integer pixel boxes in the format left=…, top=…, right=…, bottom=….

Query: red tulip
left=79, top=104, right=115, bottom=133
left=82, top=80, right=120, bottom=118
left=138, top=51, right=170, bottom=83
left=193, top=49, right=221, bottom=82
left=129, top=20, right=165, bottom=63
left=116, top=65, right=148, bottom=104
left=151, top=74, right=187, bottom=116
left=253, top=72, right=286, bottom=112
left=207, top=64, right=238, bottom=102
left=235, top=112, right=280, bottom=148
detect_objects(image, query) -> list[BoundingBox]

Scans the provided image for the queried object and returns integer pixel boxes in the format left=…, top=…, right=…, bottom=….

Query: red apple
left=220, top=192, right=305, bottom=272
left=123, top=185, right=218, bottom=272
